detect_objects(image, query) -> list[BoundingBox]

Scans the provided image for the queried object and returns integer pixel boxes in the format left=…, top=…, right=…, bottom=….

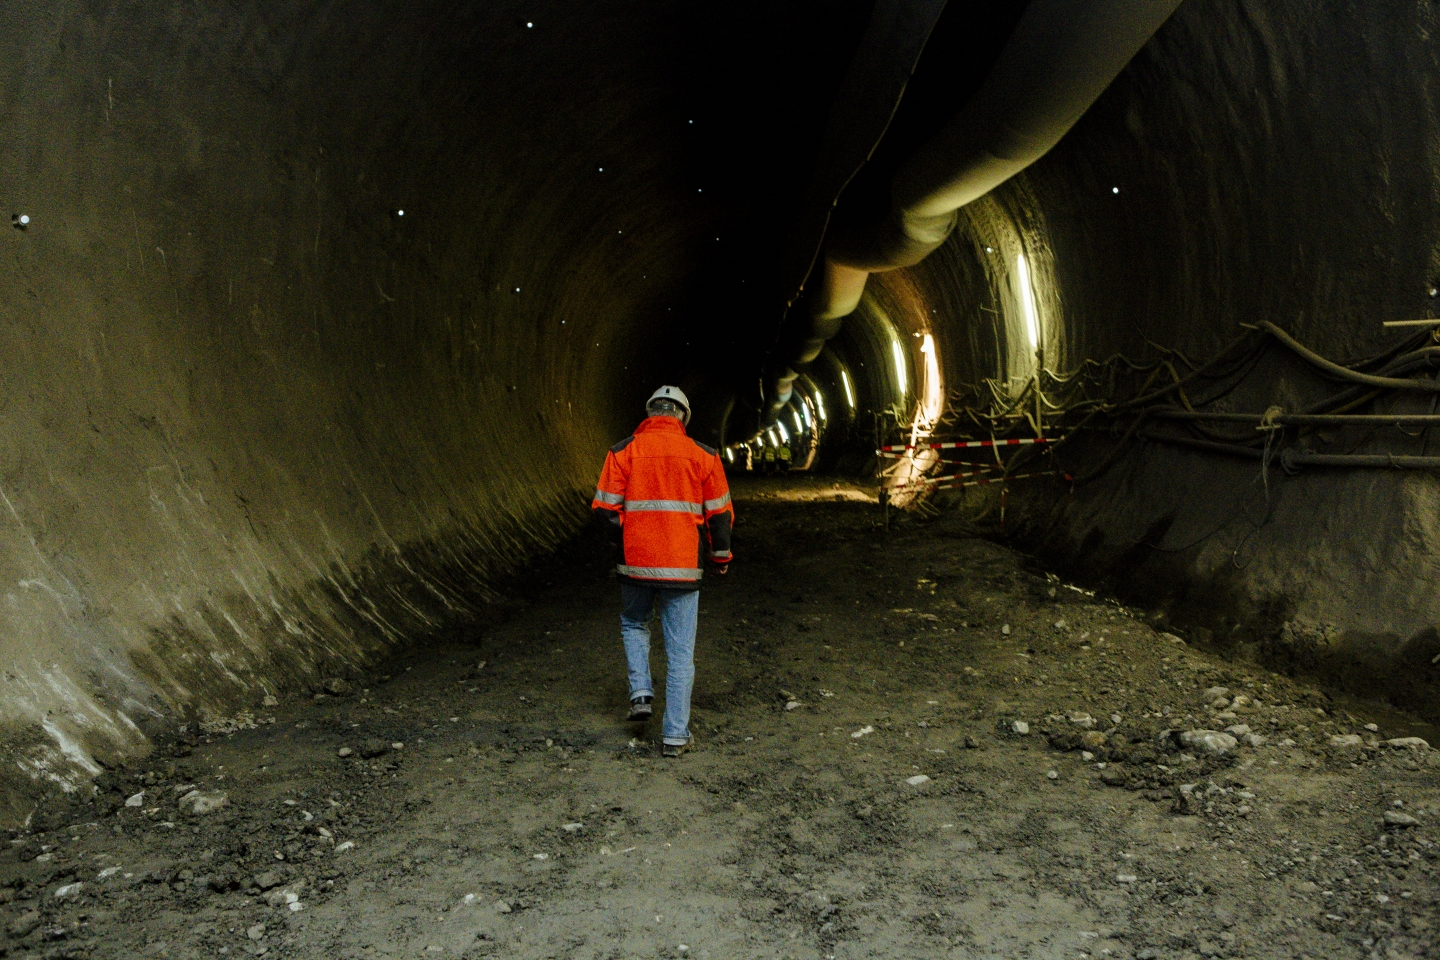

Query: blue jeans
left=620, top=584, right=699, bottom=746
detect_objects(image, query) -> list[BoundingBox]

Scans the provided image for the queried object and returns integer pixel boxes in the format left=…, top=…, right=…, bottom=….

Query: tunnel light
left=800, top=403, right=812, bottom=428
left=793, top=411, right=804, bottom=434
left=1112, top=186, right=1120, bottom=194
left=840, top=371, right=855, bottom=410
left=527, top=21, right=534, bottom=27
left=769, top=429, right=780, bottom=446
left=919, top=333, right=942, bottom=426
left=397, top=209, right=404, bottom=217
left=813, top=389, right=827, bottom=421
left=1016, top=254, right=1040, bottom=351
left=725, top=449, right=734, bottom=463
left=776, top=421, right=790, bottom=443
left=892, top=340, right=908, bottom=397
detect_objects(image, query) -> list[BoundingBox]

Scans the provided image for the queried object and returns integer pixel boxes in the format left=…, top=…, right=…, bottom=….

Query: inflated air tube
left=761, top=0, right=1185, bottom=423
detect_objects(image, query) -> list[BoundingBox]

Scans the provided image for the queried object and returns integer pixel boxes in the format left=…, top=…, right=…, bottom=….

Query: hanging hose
left=1254, top=322, right=1440, bottom=391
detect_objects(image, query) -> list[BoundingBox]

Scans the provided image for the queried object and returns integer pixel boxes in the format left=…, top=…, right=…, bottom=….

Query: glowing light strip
left=892, top=340, right=908, bottom=395
left=1017, top=253, right=1040, bottom=351
left=841, top=370, right=855, bottom=409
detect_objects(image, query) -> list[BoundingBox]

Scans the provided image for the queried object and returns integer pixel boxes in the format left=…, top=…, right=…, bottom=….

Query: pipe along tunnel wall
left=825, top=0, right=1440, bottom=722
left=2, top=0, right=1440, bottom=816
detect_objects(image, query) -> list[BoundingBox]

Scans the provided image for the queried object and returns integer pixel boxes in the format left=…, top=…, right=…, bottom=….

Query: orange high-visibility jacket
left=591, top=416, right=733, bottom=588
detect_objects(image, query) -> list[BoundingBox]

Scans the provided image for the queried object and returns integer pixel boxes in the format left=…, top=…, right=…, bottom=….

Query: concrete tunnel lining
left=2, top=0, right=1440, bottom=817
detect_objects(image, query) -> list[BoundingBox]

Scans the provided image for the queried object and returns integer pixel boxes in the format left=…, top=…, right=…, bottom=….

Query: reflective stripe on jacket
left=591, top=416, right=734, bottom=588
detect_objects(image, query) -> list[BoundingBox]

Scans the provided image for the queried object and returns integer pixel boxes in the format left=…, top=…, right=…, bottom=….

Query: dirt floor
left=0, top=476, right=1437, bottom=960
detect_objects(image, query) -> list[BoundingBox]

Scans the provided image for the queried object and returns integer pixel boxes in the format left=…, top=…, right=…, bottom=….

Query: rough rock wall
left=891, top=0, right=1440, bottom=715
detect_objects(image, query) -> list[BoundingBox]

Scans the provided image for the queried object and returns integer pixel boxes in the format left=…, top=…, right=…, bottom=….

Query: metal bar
left=1148, top=410, right=1440, bottom=426
left=1284, top=451, right=1440, bottom=469
left=1382, top=319, right=1440, bottom=327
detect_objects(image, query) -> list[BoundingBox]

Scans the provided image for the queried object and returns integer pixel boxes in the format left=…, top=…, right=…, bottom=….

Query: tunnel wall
left=0, top=0, right=726, bottom=814
left=886, top=0, right=1440, bottom=715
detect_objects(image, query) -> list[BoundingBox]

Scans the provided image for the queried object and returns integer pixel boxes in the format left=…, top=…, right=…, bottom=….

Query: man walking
left=591, top=386, right=734, bottom=757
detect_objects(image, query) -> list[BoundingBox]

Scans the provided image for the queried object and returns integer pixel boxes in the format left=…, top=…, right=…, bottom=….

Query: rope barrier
left=923, top=469, right=1070, bottom=492
left=884, top=466, right=1000, bottom=490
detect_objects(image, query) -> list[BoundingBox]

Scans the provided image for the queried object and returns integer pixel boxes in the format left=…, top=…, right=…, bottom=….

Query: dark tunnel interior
left=6, top=0, right=1440, bottom=793
left=5, top=1, right=1440, bottom=952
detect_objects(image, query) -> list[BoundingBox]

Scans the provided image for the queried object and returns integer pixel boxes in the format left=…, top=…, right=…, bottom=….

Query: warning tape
left=889, top=469, right=1069, bottom=493
left=876, top=436, right=1060, bottom=454
left=885, top=466, right=999, bottom=490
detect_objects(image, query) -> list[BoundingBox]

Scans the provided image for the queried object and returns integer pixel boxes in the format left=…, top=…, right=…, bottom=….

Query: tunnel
left=3, top=1, right=1440, bottom=957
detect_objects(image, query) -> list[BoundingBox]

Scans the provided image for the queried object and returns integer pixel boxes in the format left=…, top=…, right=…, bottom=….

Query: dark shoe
left=661, top=741, right=688, bottom=758
left=626, top=696, right=653, bottom=722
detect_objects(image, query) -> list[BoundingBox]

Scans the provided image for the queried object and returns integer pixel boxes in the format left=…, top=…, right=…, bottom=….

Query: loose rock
left=178, top=789, right=228, bottom=815
left=1180, top=730, right=1239, bottom=756
left=253, top=871, right=284, bottom=890
left=247, top=923, right=266, bottom=941
left=1384, top=737, right=1430, bottom=750
left=1011, top=720, right=1030, bottom=735
left=1383, top=811, right=1419, bottom=828
left=905, top=774, right=931, bottom=786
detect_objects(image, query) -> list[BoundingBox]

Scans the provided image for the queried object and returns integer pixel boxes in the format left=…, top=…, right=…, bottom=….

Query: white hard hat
left=646, top=385, right=691, bottom=425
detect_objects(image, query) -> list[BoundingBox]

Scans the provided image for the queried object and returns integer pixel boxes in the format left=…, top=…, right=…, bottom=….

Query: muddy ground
left=0, top=477, right=1437, bottom=960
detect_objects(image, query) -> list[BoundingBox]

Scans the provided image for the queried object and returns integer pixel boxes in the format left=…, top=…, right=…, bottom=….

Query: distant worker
left=591, top=386, right=734, bottom=758
left=777, top=442, right=792, bottom=473
left=762, top=444, right=777, bottom=476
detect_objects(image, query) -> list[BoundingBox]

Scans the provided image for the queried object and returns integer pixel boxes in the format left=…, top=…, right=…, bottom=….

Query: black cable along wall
left=844, top=0, right=1440, bottom=717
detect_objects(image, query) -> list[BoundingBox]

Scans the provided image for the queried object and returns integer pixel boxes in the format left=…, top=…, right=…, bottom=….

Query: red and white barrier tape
left=876, top=436, right=1061, bottom=454
left=885, top=466, right=999, bottom=490
left=888, top=469, right=1070, bottom=493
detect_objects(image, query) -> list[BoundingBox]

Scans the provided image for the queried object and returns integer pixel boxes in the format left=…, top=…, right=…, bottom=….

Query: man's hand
left=709, top=561, right=730, bottom=576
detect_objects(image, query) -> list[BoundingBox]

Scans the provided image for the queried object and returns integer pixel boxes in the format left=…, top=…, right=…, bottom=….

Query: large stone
left=1179, top=730, right=1238, bottom=756
left=178, top=790, right=228, bottom=815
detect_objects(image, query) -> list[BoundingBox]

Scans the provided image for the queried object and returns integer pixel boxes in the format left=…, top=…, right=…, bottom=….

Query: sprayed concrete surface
left=1, top=481, right=1435, bottom=960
